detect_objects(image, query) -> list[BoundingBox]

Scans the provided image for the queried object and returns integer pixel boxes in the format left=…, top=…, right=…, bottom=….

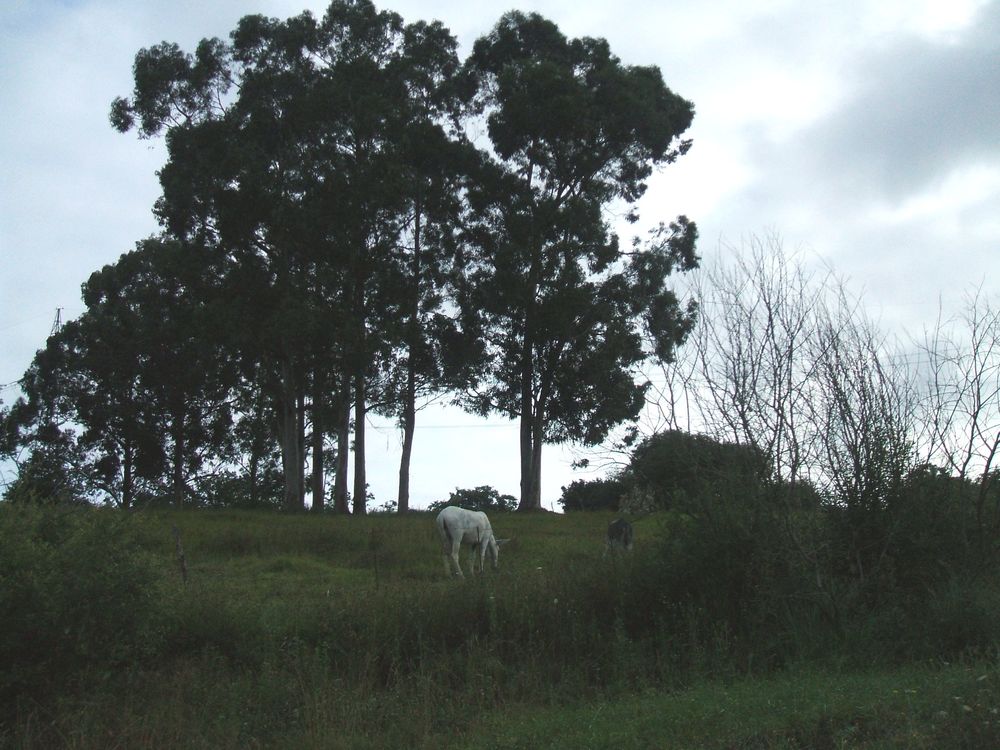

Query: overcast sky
left=1, top=0, right=997, bottom=508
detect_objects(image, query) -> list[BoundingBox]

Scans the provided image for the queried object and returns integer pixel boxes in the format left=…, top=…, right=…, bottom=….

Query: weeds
left=3, top=506, right=1000, bottom=748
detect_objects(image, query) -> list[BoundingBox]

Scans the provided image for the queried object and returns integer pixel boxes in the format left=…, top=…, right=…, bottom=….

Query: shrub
left=427, top=485, right=517, bottom=513
left=558, top=478, right=625, bottom=511
left=2, top=448, right=88, bottom=505
left=196, top=471, right=283, bottom=509
left=0, top=505, right=165, bottom=707
left=919, top=579, right=1000, bottom=657
left=626, top=430, right=769, bottom=512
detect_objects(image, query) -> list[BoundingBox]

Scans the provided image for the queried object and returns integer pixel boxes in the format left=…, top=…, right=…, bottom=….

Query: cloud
left=780, top=0, right=1000, bottom=206
left=673, top=1, right=1000, bottom=334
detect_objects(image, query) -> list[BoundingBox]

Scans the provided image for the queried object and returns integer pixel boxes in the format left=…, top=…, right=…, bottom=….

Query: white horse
left=436, top=506, right=508, bottom=577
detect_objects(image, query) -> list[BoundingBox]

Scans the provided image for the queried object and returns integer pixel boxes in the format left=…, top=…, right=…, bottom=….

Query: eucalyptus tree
left=462, top=12, right=699, bottom=510
left=377, top=21, right=483, bottom=512
left=112, top=15, right=322, bottom=509
left=111, top=3, right=374, bottom=511
left=81, top=237, right=237, bottom=507
left=7, top=238, right=235, bottom=508
left=112, top=0, right=487, bottom=514
left=304, top=0, right=435, bottom=514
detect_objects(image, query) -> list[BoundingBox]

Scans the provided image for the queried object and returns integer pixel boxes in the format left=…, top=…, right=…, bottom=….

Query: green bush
left=626, top=430, right=769, bottom=512
left=0, top=505, right=165, bottom=706
left=427, top=485, right=517, bottom=513
left=848, top=578, right=1000, bottom=663
left=557, top=477, right=625, bottom=511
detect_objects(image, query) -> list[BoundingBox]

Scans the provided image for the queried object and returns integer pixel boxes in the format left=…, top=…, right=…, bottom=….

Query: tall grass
left=473, top=661, right=1000, bottom=750
left=3, top=505, right=1000, bottom=748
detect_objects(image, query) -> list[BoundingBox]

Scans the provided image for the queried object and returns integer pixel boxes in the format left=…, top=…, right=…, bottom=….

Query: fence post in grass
left=172, top=524, right=188, bottom=585
left=369, top=527, right=382, bottom=591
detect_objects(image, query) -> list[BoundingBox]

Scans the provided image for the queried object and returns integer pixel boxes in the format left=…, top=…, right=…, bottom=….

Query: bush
left=0, top=505, right=165, bottom=707
left=196, top=471, right=283, bottom=509
left=558, top=478, right=625, bottom=512
left=3, top=448, right=88, bottom=505
left=626, top=430, right=769, bottom=512
left=427, top=485, right=517, bottom=513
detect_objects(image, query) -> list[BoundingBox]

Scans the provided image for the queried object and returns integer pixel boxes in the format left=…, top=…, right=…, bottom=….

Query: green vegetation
left=2, top=0, right=995, bottom=742
left=2, top=0, right=699, bottom=514
left=427, top=485, right=519, bottom=513
left=3, top=504, right=1000, bottom=748
left=478, top=664, right=1000, bottom=749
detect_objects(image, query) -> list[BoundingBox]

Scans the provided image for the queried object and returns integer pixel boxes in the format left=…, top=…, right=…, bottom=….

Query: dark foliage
left=557, top=477, right=625, bottom=511
left=626, top=430, right=769, bottom=511
left=427, top=484, right=518, bottom=513
left=0, top=506, right=164, bottom=712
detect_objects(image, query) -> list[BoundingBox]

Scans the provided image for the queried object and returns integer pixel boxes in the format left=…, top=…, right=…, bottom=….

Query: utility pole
left=50, top=308, right=63, bottom=336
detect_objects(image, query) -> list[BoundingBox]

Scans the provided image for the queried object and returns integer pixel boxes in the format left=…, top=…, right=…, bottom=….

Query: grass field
left=3, top=507, right=1000, bottom=748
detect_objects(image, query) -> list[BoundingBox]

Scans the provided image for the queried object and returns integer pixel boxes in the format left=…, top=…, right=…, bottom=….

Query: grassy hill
left=2, top=506, right=1000, bottom=748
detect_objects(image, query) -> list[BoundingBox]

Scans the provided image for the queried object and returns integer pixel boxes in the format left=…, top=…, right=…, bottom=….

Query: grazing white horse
left=436, top=506, right=508, bottom=578
left=605, top=518, right=634, bottom=555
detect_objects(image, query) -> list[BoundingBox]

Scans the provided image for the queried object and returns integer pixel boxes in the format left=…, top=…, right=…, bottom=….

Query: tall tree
left=112, top=8, right=360, bottom=511
left=112, top=0, right=481, bottom=514
left=7, top=238, right=234, bottom=507
left=113, top=25, right=299, bottom=509
left=80, top=238, right=236, bottom=507
left=308, top=0, right=412, bottom=514
left=380, top=21, right=480, bottom=512
left=304, top=2, right=481, bottom=513
left=463, top=12, right=698, bottom=510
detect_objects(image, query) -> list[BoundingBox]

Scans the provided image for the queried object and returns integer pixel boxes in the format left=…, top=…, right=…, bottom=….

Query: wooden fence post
left=172, top=524, right=188, bottom=585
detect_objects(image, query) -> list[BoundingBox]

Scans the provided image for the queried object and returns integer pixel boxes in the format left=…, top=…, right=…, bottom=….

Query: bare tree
left=682, top=235, right=827, bottom=488
left=811, top=285, right=917, bottom=509
left=808, top=284, right=920, bottom=584
left=661, top=236, right=926, bottom=598
left=917, top=287, right=1000, bottom=544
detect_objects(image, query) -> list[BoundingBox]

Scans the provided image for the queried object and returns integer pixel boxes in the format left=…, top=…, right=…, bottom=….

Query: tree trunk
left=518, top=413, right=536, bottom=510
left=122, top=439, right=134, bottom=510
left=247, top=388, right=266, bottom=508
left=297, top=390, right=307, bottom=509
left=517, top=335, right=542, bottom=511
left=278, top=359, right=302, bottom=511
left=398, top=367, right=416, bottom=513
left=248, top=450, right=260, bottom=508
left=333, top=371, right=351, bottom=514
left=397, top=200, right=421, bottom=513
left=517, top=397, right=544, bottom=511
left=530, top=409, right=544, bottom=509
left=311, top=377, right=325, bottom=512
left=517, top=239, right=544, bottom=512
left=517, top=411, right=545, bottom=512
left=171, top=410, right=185, bottom=510
left=353, top=373, right=367, bottom=515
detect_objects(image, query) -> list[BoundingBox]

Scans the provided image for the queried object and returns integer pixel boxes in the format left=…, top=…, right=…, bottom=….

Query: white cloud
left=871, top=164, right=1000, bottom=227
left=859, top=0, right=991, bottom=39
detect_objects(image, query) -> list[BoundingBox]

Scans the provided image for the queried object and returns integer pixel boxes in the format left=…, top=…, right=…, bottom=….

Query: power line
left=369, top=420, right=517, bottom=431
left=413, top=422, right=517, bottom=430
left=0, top=310, right=54, bottom=334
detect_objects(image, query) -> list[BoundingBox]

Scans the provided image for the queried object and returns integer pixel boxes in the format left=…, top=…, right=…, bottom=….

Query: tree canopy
left=5, top=1, right=698, bottom=511
left=460, top=11, right=698, bottom=509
